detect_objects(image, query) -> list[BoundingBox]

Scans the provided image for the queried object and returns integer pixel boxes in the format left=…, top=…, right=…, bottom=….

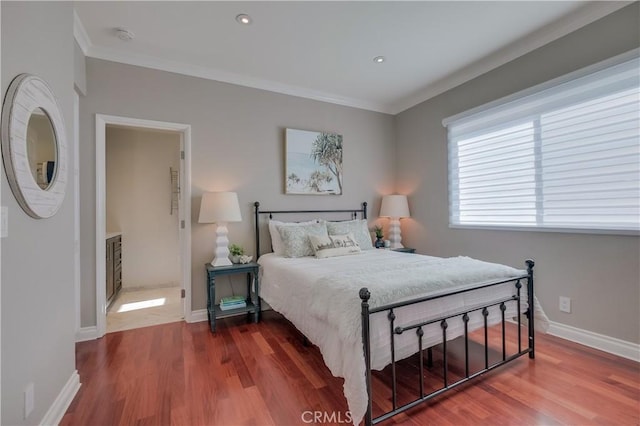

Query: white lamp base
left=388, top=217, right=404, bottom=248
left=210, top=222, right=232, bottom=267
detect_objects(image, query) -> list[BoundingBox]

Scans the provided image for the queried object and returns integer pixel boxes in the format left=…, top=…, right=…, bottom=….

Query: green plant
left=373, top=225, right=383, bottom=239
left=229, top=244, right=244, bottom=256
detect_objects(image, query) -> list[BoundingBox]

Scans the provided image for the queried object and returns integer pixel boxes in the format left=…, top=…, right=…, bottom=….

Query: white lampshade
left=379, top=195, right=410, bottom=218
left=379, top=194, right=410, bottom=249
left=198, top=192, right=242, bottom=224
left=199, top=192, right=242, bottom=266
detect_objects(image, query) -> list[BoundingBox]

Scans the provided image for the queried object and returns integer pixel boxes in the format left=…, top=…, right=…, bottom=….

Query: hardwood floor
left=61, top=311, right=639, bottom=425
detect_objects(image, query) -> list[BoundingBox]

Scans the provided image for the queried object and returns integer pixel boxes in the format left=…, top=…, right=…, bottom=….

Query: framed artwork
left=285, top=128, right=343, bottom=195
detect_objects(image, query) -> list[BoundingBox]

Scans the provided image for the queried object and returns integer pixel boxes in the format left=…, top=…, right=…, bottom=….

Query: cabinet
left=106, top=234, right=122, bottom=305
left=205, top=262, right=260, bottom=332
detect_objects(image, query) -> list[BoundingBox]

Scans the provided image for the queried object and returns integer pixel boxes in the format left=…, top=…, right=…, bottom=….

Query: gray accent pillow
left=269, top=219, right=317, bottom=255
left=326, top=219, right=373, bottom=250
left=278, top=222, right=328, bottom=258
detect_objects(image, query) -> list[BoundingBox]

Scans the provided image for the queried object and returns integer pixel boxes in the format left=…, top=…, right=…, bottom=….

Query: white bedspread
left=258, top=250, right=548, bottom=425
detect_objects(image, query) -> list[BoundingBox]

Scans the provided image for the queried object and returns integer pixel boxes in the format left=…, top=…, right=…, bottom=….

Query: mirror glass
left=26, top=107, right=57, bottom=190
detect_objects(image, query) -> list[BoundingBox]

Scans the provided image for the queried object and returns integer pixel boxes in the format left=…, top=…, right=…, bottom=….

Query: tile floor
left=107, top=286, right=183, bottom=333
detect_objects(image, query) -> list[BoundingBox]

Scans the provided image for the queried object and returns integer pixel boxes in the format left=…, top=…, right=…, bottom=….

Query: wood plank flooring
left=61, top=311, right=640, bottom=425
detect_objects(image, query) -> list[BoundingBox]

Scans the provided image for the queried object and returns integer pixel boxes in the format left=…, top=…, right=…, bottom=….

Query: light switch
left=1, top=206, right=7, bottom=238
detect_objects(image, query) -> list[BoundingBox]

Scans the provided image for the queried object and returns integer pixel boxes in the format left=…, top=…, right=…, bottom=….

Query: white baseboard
left=40, top=370, right=81, bottom=426
left=547, top=321, right=640, bottom=362
left=75, top=326, right=98, bottom=342
left=188, top=309, right=208, bottom=323
left=75, top=311, right=209, bottom=339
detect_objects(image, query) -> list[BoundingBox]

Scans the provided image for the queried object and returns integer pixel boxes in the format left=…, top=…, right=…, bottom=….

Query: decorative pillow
left=309, top=233, right=362, bottom=259
left=308, top=233, right=334, bottom=253
left=326, top=219, right=373, bottom=250
left=329, top=233, right=360, bottom=250
left=278, top=222, right=328, bottom=258
left=269, top=219, right=317, bottom=255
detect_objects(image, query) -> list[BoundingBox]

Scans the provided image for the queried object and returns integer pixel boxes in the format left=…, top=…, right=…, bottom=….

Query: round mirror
left=1, top=74, right=68, bottom=218
left=26, top=107, right=58, bottom=190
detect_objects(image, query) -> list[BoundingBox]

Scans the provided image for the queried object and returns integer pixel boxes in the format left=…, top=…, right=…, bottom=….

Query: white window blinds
left=444, top=51, right=640, bottom=233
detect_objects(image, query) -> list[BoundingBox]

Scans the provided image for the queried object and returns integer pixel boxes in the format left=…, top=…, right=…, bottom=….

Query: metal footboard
left=360, top=259, right=535, bottom=425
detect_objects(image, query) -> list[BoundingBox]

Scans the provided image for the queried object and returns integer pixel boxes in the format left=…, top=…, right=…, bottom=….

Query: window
left=444, top=51, right=640, bottom=234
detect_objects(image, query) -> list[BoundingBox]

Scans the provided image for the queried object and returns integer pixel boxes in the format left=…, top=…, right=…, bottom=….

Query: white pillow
left=308, top=233, right=334, bottom=253
left=309, top=233, right=361, bottom=259
left=326, top=219, right=373, bottom=250
left=278, top=222, right=328, bottom=258
left=269, top=219, right=317, bottom=255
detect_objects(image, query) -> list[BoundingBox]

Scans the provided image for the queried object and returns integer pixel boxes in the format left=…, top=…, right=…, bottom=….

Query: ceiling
left=74, top=1, right=628, bottom=114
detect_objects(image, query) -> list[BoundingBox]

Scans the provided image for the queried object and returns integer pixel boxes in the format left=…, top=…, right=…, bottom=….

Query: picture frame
left=285, top=128, right=343, bottom=195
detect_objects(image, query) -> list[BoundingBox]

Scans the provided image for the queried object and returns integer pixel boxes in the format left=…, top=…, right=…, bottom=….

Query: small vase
left=230, top=255, right=241, bottom=264
left=374, top=237, right=385, bottom=249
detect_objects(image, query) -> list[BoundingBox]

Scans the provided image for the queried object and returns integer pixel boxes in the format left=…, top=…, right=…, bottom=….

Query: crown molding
left=72, top=7, right=387, bottom=113
left=389, top=1, right=633, bottom=114
left=73, top=2, right=629, bottom=116
left=73, top=9, right=91, bottom=55
left=85, top=44, right=393, bottom=114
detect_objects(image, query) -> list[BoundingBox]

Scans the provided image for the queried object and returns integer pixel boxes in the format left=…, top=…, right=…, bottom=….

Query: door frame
left=95, top=114, right=192, bottom=337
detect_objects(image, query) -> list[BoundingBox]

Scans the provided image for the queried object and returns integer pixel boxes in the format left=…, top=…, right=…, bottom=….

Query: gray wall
left=79, top=59, right=395, bottom=326
left=106, top=127, right=181, bottom=289
left=396, top=4, right=640, bottom=343
left=1, top=2, right=77, bottom=424
left=74, top=40, right=87, bottom=95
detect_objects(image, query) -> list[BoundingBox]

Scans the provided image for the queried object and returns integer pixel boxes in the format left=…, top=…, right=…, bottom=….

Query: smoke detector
left=115, top=28, right=135, bottom=41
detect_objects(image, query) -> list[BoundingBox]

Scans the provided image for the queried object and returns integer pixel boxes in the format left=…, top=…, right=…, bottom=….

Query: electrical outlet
left=24, top=383, right=34, bottom=418
left=559, top=296, right=571, bottom=313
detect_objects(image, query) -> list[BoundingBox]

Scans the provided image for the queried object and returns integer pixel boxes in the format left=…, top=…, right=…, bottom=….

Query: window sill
left=449, top=223, right=639, bottom=236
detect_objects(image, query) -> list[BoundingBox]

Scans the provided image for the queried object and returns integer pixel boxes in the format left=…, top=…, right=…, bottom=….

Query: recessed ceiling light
left=236, top=14, right=252, bottom=25
left=373, top=56, right=385, bottom=64
left=115, top=27, right=135, bottom=41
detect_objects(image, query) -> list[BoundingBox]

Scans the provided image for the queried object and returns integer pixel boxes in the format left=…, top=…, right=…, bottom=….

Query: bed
left=254, top=202, right=547, bottom=425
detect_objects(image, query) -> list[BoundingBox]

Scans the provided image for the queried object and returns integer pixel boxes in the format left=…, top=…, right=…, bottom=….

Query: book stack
left=219, top=295, right=247, bottom=311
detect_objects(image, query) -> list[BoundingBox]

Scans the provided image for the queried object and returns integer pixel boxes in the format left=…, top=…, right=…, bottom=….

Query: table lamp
left=198, top=191, right=242, bottom=266
left=379, top=194, right=410, bottom=248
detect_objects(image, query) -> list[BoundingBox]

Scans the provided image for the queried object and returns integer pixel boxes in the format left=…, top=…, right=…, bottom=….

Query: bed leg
left=360, top=288, right=373, bottom=426
left=526, top=259, right=535, bottom=359
left=426, top=347, right=433, bottom=368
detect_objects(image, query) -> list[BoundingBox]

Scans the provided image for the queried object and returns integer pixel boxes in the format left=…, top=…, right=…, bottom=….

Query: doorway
left=95, top=115, right=192, bottom=337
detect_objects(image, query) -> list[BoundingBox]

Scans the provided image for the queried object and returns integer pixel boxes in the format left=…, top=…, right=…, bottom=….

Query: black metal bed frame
left=253, top=201, right=368, bottom=258
left=360, top=261, right=535, bottom=425
left=254, top=202, right=535, bottom=426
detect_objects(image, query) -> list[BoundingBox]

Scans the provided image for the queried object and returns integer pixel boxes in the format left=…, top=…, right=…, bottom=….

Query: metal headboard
left=254, top=201, right=368, bottom=258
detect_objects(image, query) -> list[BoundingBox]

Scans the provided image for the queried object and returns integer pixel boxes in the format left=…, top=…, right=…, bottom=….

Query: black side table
left=205, top=262, right=260, bottom=332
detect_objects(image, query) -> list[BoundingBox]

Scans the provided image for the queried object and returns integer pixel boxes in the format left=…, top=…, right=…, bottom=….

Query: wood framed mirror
left=1, top=74, right=68, bottom=218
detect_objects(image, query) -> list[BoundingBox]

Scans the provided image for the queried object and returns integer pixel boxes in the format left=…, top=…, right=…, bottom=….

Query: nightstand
left=392, top=247, right=416, bottom=253
left=205, top=262, right=260, bottom=332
